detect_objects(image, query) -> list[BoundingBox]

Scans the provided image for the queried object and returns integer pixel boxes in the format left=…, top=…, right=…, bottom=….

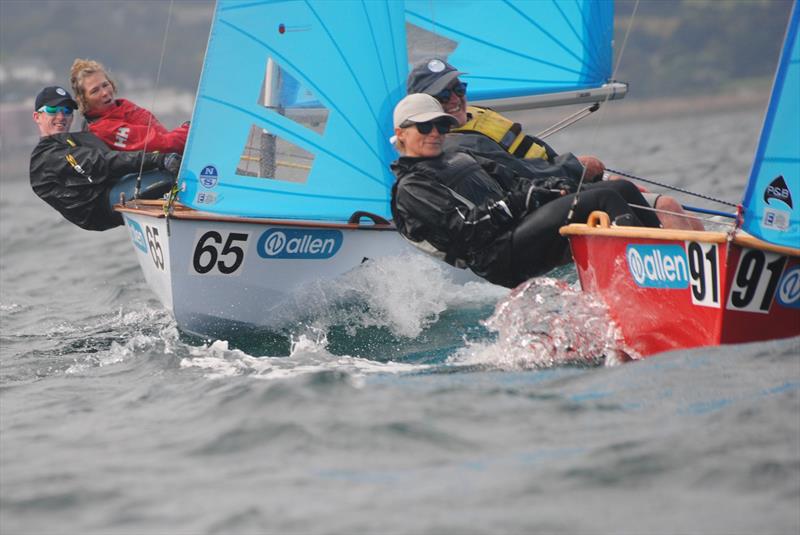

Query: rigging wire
left=134, top=0, right=175, bottom=200
left=605, top=167, right=739, bottom=207
left=565, top=0, right=640, bottom=224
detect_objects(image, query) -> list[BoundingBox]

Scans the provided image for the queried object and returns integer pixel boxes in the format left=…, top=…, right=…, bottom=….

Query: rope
left=566, top=0, right=640, bottom=224
left=628, top=202, right=734, bottom=227
left=605, top=168, right=739, bottom=207
left=134, top=0, right=175, bottom=199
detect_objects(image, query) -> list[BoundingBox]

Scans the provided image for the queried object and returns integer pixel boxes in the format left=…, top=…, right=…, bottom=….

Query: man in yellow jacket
left=407, top=58, right=703, bottom=231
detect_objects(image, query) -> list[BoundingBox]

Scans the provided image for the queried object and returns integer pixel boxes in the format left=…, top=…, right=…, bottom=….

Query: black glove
left=532, top=175, right=578, bottom=193
left=508, top=185, right=562, bottom=215
left=159, top=153, right=182, bottom=176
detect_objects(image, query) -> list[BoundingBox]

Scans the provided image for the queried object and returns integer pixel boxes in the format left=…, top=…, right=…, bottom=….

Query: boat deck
left=115, top=200, right=397, bottom=231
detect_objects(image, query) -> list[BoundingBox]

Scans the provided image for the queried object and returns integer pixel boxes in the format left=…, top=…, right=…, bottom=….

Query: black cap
left=34, top=86, right=78, bottom=111
left=407, top=58, right=465, bottom=96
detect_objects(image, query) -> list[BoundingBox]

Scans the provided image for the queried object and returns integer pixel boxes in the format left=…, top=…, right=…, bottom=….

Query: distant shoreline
left=515, top=89, right=770, bottom=127
left=1, top=90, right=770, bottom=179
left=604, top=90, right=768, bottom=120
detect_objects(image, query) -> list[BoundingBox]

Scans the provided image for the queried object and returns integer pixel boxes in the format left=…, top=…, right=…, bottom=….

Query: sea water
left=1, top=105, right=798, bottom=534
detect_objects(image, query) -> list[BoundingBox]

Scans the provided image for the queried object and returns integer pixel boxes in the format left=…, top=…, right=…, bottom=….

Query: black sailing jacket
left=29, top=131, right=162, bottom=231
left=390, top=150, right=576, bottom=285
left=442, top=130, right=587, bottom=184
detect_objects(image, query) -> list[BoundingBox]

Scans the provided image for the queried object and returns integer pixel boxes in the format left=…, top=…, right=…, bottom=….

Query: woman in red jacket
left=70, top=58, right=189, bottom=154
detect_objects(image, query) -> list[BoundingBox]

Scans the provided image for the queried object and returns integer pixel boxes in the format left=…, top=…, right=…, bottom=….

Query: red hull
left=562, top=224, right=800, bottom=358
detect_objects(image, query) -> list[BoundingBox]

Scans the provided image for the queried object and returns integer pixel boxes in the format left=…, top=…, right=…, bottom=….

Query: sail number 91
left=727, top=249, right=786, bottom=313
left=192, top=231, right=249, bottom=275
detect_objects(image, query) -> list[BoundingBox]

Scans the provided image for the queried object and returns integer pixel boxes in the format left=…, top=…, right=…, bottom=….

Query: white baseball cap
left=392, top=93, right=458, bottom=129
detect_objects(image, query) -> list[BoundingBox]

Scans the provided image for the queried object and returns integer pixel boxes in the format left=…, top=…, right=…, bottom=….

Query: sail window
left=406, top=22, right=457, bottom=65
left=235, top=57, right=329, bottom=183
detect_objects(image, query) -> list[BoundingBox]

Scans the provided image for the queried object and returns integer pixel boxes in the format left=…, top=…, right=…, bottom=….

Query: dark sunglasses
left=401, top=119, right=452, bottom=135
left=433, top=81, right=468, bottom=102
left=37, top=105, right=74, bottom=116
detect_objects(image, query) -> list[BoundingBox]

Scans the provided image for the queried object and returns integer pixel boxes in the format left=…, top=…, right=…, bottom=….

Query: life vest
left=454, top=106, right=549, bottom=161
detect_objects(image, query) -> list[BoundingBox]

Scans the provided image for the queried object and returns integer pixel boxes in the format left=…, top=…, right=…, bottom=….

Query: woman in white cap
left=390, top=93, right=661, bottom=288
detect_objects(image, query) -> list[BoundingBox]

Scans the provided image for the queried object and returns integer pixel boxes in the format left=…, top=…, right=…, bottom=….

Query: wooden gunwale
left=560, top=211, right=800, bottom=257
left=114, top=200, right=397, bottom=231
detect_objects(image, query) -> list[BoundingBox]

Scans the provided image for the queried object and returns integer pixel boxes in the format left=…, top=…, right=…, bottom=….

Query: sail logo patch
left=195, top=191, right=217, bottom=205
left=762, top=208, right=790, bottom=231
left=626, top=244, right=689, bottom=289
left=257, top=228, right=342, bottom=259
left=199, top=165, right=219, bottom=189
left=764, top=175, right=793, bottom=208
left=125, top=217, right=148, bottom=253
left=777, top=265, right=800, bottom=308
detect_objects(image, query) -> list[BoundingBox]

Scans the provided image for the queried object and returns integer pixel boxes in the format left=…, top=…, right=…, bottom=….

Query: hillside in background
left=614, top=0, right=793, bottom=97
left=0, top=0, right=794, bottom=102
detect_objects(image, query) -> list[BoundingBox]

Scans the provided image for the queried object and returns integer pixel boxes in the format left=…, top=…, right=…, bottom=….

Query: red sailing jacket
left=86, top=98, right=188, bottom=154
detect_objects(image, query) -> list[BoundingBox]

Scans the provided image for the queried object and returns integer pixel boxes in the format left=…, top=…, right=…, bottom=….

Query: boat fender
left=456, top=106, right=550, bottom=160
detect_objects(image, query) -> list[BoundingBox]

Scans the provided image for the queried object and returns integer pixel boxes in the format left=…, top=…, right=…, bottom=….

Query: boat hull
left=561, top=218, right=800, bottom=357
left=119, top=201, right=477, bottom=337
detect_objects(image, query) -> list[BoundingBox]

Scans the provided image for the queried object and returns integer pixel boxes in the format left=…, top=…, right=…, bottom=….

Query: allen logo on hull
left=626, top=244, right=690, bottom=289
left=125, top=217, right=148, bottom=254
left=257, top=228, right=342, bottom=259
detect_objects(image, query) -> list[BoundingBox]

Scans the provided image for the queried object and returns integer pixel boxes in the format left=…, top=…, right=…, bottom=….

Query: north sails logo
left=626, top=244, right=689, bottom=289
left=764, top=175, right=793, bottom=208
left=256, top=228, right=342, bottom=259
left=200, top=165, right=219, bottom=189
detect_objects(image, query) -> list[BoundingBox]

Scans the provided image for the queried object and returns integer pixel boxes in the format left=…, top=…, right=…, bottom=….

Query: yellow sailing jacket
left=454, top=106, right=550, bottom=161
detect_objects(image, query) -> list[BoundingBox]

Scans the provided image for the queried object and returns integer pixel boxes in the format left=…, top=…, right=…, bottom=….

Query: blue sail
left=404, top=0, right=614, bottom=101
left=741, top=2, right=800, bottom=248
left=179, top=0, right=407, bottom=221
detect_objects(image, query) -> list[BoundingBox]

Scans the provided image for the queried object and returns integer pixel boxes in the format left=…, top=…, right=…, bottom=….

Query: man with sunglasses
left=30, top=86, right=181, bottom=231
left=391, top=94, right=661, bottom=288
left=407, top=58, right=703, bottom=231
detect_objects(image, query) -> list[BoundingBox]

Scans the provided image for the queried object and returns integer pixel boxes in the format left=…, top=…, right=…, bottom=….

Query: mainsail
left=741, top=2, right=800, bottom=248
left=405, top=0, right=625, bottom=110
left=178, top=0, right=624, bottom=221
left=180, top=0, right=406, bottom=221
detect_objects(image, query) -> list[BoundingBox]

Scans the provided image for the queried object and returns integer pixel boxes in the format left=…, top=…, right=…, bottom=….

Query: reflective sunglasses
left=37, top=105, right=74, bottom=116
left=401, top=119, right=452, bottom=135
left=433, top=81, right=468, bottom=102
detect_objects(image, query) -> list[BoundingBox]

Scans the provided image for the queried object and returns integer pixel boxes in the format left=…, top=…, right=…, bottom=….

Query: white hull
left=121, top=207, right=476, bottom=337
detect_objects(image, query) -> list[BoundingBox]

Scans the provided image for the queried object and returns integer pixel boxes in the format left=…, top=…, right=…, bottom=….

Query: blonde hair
left=70, top=58, right=117, bottom=114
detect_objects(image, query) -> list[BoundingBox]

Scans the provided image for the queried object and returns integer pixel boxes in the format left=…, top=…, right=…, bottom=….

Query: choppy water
left=2, top=106, right=798, bottom=535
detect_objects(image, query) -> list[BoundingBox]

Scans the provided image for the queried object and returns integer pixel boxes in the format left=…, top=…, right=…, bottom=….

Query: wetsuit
left=391, top=150, right=660, bottom=288
left=85, top=98, right=188, bottom=154
left=29, top=131, right=166, bottom=230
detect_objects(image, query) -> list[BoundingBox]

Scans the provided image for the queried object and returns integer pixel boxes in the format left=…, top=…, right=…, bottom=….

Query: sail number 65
left=192, top=231, right=249, bottom=275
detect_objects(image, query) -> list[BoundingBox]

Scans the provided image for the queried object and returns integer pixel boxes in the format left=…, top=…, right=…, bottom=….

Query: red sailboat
left=560, top=4, right=800, bottom=358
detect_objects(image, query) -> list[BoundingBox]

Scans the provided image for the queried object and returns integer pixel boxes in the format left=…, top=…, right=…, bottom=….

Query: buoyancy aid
left=454, top=106, right=549, bottom=161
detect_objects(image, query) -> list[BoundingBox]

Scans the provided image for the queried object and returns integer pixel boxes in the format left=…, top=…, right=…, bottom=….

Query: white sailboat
left=116, top=0, right=625, bottom=338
